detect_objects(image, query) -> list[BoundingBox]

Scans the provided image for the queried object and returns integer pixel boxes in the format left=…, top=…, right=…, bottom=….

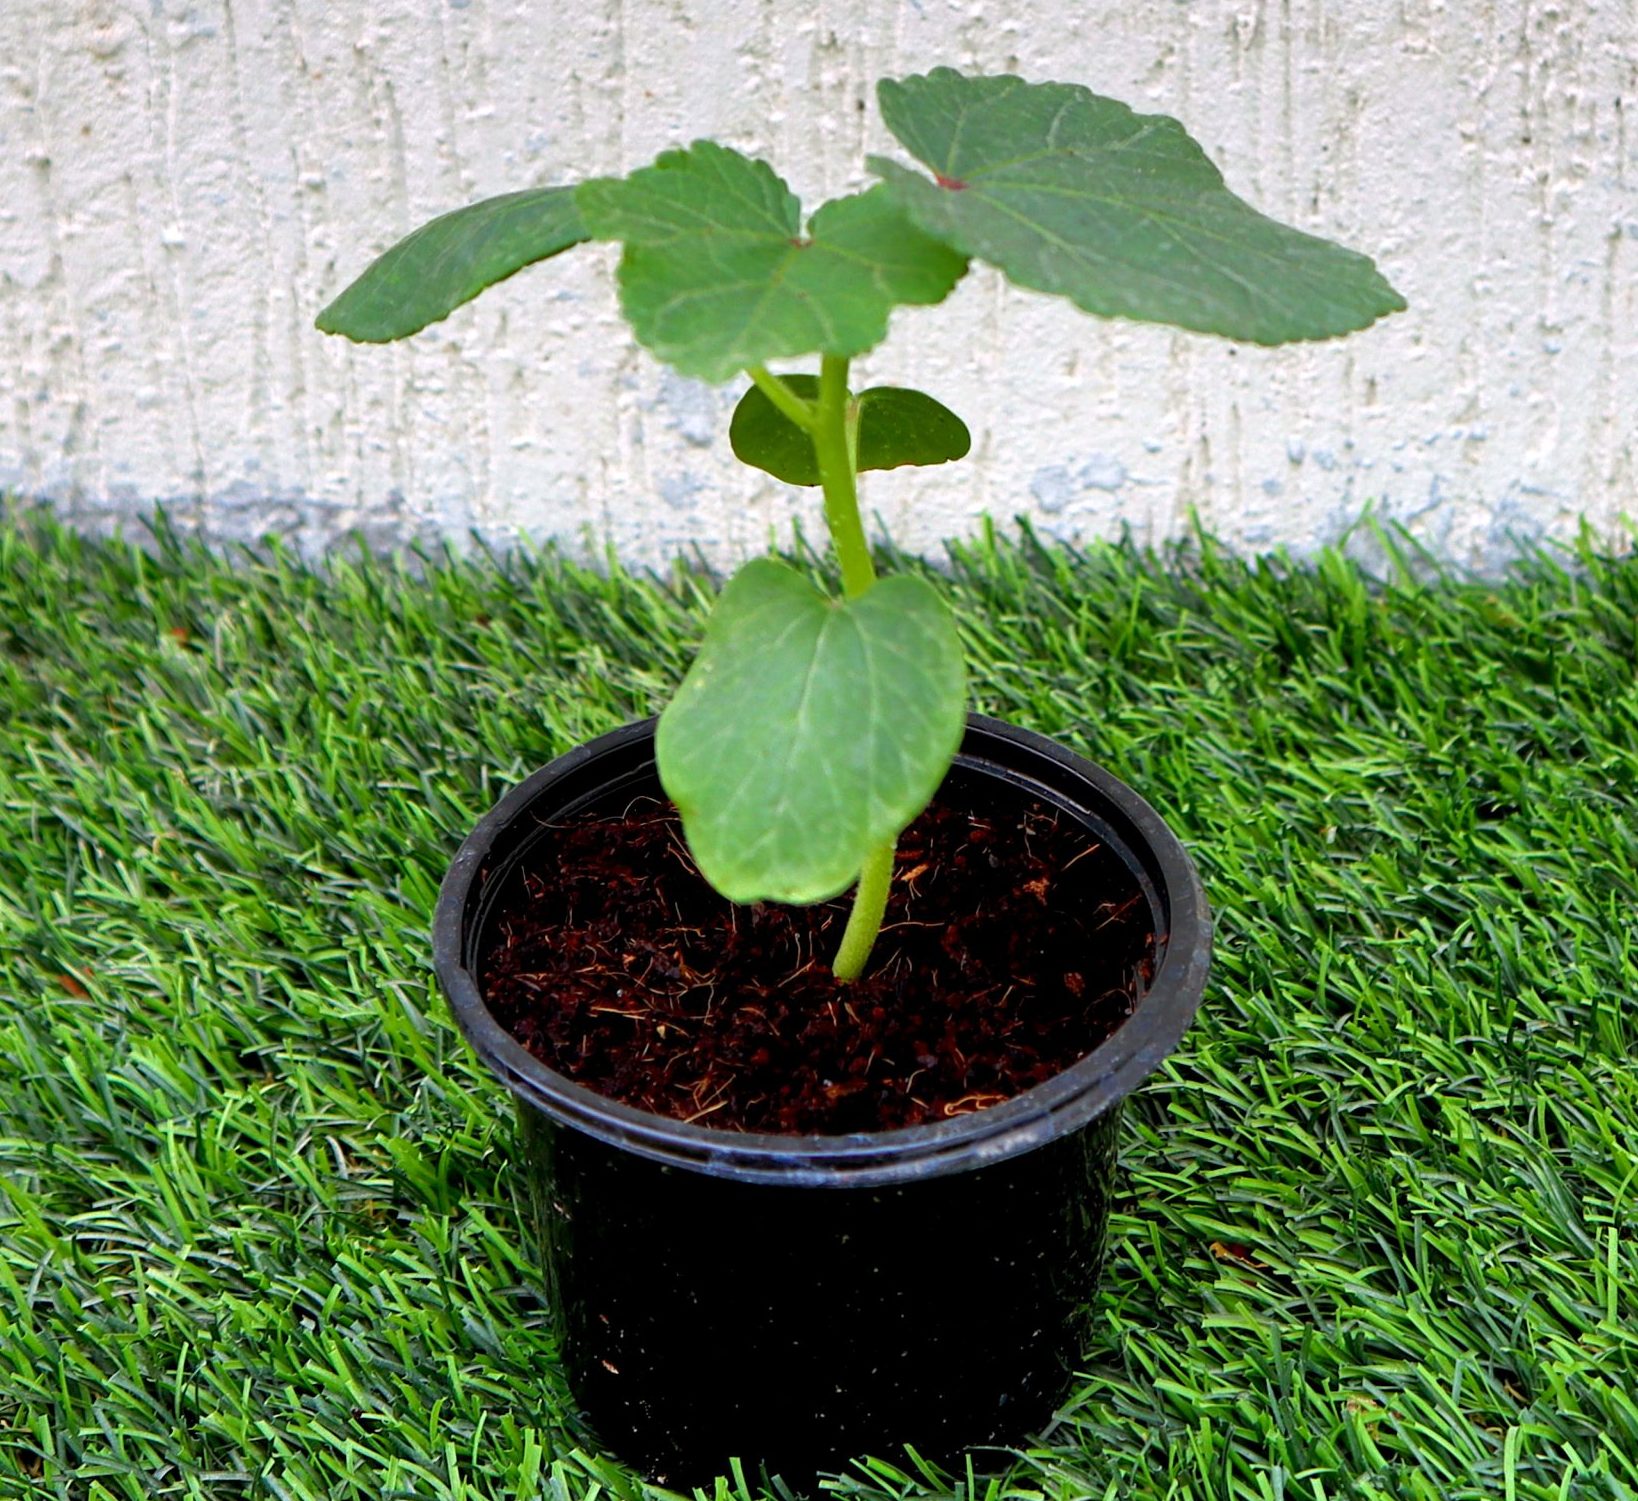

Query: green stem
left=812, top=353, right=876, bottom=600
left=831, top=840, right=895, bottom=983
left=809, top=351, right=893, bottom=979
left=746, top=365, right=816, bottom=432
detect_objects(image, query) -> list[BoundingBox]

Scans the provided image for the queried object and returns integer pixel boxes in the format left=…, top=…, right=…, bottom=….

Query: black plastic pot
left=433, top=715, right=1210, bottom=1487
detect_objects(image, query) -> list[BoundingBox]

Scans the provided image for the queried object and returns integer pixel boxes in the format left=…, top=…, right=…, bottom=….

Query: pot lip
left=433, top=713, right=1211, bottom=1187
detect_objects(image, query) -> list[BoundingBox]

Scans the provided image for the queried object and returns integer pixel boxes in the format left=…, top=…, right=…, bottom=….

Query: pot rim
left=433, top=713, right=1211, bottom=1187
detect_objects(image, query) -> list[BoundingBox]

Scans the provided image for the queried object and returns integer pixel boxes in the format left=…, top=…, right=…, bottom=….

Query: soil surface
left=481, top=778, right=1155, bottom=1134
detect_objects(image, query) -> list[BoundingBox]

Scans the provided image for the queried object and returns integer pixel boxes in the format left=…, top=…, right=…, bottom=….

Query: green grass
left=1, top=504, right=1635, bottom=1501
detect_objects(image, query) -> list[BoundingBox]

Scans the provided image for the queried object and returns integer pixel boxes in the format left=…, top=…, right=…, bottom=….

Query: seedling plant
left=318, top=67, right=1404, bottom=981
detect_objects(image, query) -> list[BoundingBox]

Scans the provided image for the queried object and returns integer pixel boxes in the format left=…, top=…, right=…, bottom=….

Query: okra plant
left=318, top=68, right=1404, bottom=981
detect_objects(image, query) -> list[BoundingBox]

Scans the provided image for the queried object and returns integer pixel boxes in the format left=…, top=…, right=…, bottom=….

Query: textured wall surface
left=1, top=0, right=1634, bottom=570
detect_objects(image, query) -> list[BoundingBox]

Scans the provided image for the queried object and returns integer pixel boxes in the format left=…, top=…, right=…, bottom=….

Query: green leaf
left=575, top=144, right=967, bottom=382
left=656, top=558, right=966, bottom=904
left=854, top=385, right=973, bottom=477
left=729, top=375, right=827, bottom=485
left=316, top=187, right=587, bottom=343
left=871, top=68, right=1405, bottom=345
left=729, top=375, right=971, bottom=486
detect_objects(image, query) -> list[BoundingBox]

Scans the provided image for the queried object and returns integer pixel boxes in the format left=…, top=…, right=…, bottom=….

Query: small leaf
left=656, top=558, right=966, bottom=904
left=576, top=144, right=967, bottom=382
left=856, top=386, right=972, bottom=476
left=729, top=375, right=825, bottom=485
left=730, top=375, right=971, bottom=486
left=871, top=68, right=1405, bottom=345
left=316, top=187, right=587, bottom=343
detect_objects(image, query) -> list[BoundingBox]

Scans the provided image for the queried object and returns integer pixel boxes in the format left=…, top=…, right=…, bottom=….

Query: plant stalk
left=812, top=354, right=876, bottom=601
left=831, top=841, right=894, bottom=983
left=808, top=351, right=894, bottom=980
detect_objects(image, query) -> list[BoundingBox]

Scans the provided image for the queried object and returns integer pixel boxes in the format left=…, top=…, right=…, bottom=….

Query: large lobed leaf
left=729, top=374, right=970, bottom=486
left=871, top=68, right=1405, bottom=345
left=315, top=187, right=587, bottom=343
left=575, top=143, right=968, bottom=382
left=655, top=558, right=966, bottom=904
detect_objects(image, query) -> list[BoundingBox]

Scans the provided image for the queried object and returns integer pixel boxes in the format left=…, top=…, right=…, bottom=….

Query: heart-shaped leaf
left=576, top=144, right=967, bottom=382
left=871, top=68, right=1405, bottom=345
left=729, top=375, right=971, bottom=485
left=656, top=558, right=966, bottom=904
left=316, top=187, right=588, bottom=343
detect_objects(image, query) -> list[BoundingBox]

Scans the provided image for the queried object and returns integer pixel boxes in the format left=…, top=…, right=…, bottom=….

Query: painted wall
left=1, top=1, right=1633, bottom=570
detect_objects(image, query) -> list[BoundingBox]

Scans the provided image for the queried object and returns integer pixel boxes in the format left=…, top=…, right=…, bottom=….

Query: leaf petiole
left=746, top=366, right=818, bottom=432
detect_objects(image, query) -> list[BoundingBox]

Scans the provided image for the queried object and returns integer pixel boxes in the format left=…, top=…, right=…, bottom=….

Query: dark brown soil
left=480, top=777, right=1155, bottom=1135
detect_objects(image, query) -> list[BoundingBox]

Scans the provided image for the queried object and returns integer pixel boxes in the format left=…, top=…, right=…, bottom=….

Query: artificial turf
left=0, top=505, right=1635, bottom=1501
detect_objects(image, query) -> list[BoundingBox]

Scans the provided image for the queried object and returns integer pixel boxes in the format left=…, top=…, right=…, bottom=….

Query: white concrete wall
left=1, top=0, right=1633, bottom=571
